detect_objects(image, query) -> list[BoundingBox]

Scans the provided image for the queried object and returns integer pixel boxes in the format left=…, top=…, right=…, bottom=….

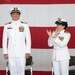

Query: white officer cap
left=55, top=18, right=68, bottom=29
left=10, top=7, right=21, bottom=14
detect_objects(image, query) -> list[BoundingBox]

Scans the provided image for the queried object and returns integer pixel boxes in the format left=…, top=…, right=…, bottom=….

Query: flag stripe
left=0, top=49, right=75, bottom=70
left=0, top=0, right=75, bottom=4
left=0, top=70, right=52, bottom=75
left=0, top=4, right=75, bottom=26
left=0, top=26, right=75, bottom=48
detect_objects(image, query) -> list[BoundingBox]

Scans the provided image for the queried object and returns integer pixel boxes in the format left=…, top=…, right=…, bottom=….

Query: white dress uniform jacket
left=48, top=30, right=71, bottom=61
left=3, top=20, right=31, bottom=57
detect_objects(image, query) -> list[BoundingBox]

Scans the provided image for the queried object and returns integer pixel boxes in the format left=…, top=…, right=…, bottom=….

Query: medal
left=19, top=25, right=24, bottom=32
left=59, top=37, right=64, bottom=41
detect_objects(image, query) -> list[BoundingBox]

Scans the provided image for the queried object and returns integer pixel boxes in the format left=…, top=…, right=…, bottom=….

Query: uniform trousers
left=8, top=57, right=26, bottom=75
left=53, top=60, right=69, bottom=75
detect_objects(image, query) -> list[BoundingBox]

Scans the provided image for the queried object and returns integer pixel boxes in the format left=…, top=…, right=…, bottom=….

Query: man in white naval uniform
left=47, top=18, right=71, bottom=75
left=2, top=7, right=31, bottom=75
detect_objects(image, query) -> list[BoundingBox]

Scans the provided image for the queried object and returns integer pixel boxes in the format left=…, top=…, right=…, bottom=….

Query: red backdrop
left=0, top=26, right=75, bottom=49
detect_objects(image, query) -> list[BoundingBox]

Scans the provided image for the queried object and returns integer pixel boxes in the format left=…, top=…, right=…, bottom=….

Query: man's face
left=11, top=12, right=20, bottom=21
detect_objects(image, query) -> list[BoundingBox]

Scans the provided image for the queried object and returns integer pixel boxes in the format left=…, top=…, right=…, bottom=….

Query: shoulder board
left=5, top=22, right=11, bottom=25
left=64, top=31, right=69, bottom=34
left=21, top=22, right=27, bottom=24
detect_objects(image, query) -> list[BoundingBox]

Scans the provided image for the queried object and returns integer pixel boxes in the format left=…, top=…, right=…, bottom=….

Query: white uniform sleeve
left=25, top=24, right=31, bottom=54
left=48, top=37, right=54, bottom=47
left=48, top=32, right=55, bottom=47
left=2, top=26, right=8, bottom=54
left=55, top=33, right=71, bottom=48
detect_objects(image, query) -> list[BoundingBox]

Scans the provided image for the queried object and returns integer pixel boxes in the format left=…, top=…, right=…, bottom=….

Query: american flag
left=0, top=0, right=75, bottom=74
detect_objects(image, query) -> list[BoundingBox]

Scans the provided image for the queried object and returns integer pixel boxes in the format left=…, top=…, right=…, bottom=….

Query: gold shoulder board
left=64, top=31, right=69, bottom=34
left=5, top=22, right=11, bottom=25
left=21, top=22, right=27, bottom=24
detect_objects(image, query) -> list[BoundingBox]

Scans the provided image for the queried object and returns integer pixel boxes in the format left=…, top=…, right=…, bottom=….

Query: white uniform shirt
left=48, top=30, right=71, bottom=61
left=2, top=20, right=31, bottom=57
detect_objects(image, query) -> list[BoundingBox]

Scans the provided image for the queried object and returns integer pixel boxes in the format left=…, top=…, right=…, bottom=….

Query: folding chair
left=25, top=56, right=33, bottom=75
left=69, top=56, right=75, bottom=75
left=6, top=56, right=34, bottom=75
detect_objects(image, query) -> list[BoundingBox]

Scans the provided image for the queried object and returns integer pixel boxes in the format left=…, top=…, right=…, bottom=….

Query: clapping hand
left=46, top=29, right=52, bottom=37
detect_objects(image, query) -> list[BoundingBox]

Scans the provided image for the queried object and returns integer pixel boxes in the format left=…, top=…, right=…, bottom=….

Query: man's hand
left=25, top=53, right=30, bottom=59
left=4, top=54, right=8, bottom=60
